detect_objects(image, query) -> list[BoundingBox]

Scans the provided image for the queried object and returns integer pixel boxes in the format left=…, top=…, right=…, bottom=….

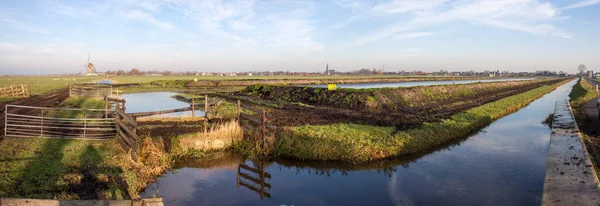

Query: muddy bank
left=237, top=78, right=565, bottom=127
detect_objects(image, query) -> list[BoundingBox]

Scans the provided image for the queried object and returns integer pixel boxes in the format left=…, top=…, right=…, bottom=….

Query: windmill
left=84, top=53, right=98, bottom=76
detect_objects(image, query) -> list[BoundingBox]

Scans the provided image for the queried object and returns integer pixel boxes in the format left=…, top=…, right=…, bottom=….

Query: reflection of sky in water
left=308, top=78, right=534, bottom=89
left=120, top=92, right=204, bottom=117
left=141, top=80, right=577, bottom=206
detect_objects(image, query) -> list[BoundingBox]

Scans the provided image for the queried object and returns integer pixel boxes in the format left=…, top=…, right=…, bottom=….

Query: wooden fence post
left=237, top=100, right=241, bottom=122
left=261, top=110, right=266, bottom=150
left=204, top=94, right=208, bottom=119
left=104, top=96, right=108, bottom=118
left=83, top=113, right=87, bottom=139
left=20, top=84, right=25, bottom=97
left=192, top=98, right=195, bottom=117
left=9, top=86, right=13, bottom=96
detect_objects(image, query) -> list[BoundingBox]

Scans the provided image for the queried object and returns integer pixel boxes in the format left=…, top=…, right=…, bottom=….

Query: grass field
left=109, top=75, right=476, bottom=84
left=0, top=75, right=474, bottom=102
left=272, top=79, right=571, bottom=162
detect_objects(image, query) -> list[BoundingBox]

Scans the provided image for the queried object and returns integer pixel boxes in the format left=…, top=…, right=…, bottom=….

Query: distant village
left=96, top=67, right=577, bottom=78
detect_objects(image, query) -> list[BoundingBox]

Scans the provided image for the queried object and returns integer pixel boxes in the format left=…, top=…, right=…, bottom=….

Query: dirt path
left=0, top=88, right=70, bottom=136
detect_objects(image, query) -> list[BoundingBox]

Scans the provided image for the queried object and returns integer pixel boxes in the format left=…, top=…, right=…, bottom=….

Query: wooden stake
left=104, top=96, right=108, bottom=118
left=205, top=94, right=208, bottom=119
left=262, top=110, right=266, bottom=150
left=192, top=98, right=195, bottom=117
left=237, top=100, right=241, bottom=122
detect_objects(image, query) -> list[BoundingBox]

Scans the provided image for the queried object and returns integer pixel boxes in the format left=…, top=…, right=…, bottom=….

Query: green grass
left=109, top=75, right=480, bottom=84
left=0, top=138, right=129, bottom=199
left=569, top=78, right=598, bottom=106
left=273, top=79, right=570, bottom=162
left=0, top=76, right=102, bottom=102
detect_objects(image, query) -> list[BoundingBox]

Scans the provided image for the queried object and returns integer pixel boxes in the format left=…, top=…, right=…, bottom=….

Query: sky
left=1, top=0, right=599, bottom=75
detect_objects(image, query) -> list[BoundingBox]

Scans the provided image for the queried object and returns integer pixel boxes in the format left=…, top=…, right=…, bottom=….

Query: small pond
left=140, top=80, right=577, bottom=205
left=119, top=92, right=205, bottom=118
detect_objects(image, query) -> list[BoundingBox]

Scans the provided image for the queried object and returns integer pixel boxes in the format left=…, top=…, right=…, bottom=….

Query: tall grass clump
left=273, top=79, right=571, bottom=163
left=172, top=120, right=243, bottom=156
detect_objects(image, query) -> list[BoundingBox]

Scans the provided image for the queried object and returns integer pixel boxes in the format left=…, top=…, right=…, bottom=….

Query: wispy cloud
left=1, top=18, right=48, bottom=34
left=50, top=3, right=107, bottom=19
left=357, top=0, right=571, bottom=45
left=121, top=10, right=173, bottom=29
left=562, top=0, right=600, bottom=10
left=395, top=32, right=434, bottom=40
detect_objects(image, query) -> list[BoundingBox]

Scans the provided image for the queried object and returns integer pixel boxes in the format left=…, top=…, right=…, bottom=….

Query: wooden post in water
left=237, top=100, right=241, bottom=122
left=192, top=98, right=195, bottom=117
left=204, top=94, right=208, bottom=119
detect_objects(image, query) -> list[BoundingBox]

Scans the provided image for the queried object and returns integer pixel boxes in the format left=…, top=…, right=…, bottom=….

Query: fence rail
left=0, top=84, right=30, bottom=98
left=69, top=84, right=113, bottom=97
left=4, top=104, right=116, bottom=139
left=114, top=107, right=139, bottom=160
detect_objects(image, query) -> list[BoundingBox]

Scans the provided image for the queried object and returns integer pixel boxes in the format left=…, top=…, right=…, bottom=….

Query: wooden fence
left=3, top=104, right=116, bottom=139
left=114, top=107, right=139, bottom=160
left=237, top=162, right=272, bottom=199
left=0, top=84, right=30, bottom=98
left=69, top=84, right=113, bottom=97
left=237, top=101, right=278, bottom=149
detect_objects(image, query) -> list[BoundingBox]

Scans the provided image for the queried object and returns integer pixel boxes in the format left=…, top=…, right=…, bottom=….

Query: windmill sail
left=84, top=53, right=98, bottom=76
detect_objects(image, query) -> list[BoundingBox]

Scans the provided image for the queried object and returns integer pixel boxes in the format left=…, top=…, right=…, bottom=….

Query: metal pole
left=4, top=104, right=7, bottom=137
left=40, top=108, right=44, bottom=137
left=83, top=114, right=87, bottom=139
left=192, top=98, right=195, bottom=117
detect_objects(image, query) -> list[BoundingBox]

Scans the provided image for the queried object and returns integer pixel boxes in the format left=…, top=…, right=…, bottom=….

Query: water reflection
left=307, top=78, right=534, bottom=89
left=119, top=92, right=205, bottom=117
left=141, top=80, right=577, bottom=206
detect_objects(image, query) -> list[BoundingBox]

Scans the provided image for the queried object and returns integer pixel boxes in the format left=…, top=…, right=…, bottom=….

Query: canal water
left=120, top=92, right=205, bottom=118
left=141, top=79, right=577, bottom=205
left=308, top=78, right=534, bottom=89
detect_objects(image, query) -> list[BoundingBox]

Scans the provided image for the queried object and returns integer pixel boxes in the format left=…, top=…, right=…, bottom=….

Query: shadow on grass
left=12, top=139, right=130, bottom=199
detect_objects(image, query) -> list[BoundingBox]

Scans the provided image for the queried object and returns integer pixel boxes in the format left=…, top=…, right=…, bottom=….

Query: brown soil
left=233, top=79, right=564, bottom=128
left=1, top=88, right=70, bottom=136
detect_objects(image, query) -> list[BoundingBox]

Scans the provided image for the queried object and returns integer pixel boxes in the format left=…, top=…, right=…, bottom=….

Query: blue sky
left=1, top=0, right=599, bottom=74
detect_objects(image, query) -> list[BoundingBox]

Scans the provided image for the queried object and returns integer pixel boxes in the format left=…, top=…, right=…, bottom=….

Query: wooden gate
left=3, top=105, right=116, bottom=139
left=0, top=85, right=30, bottom=98
left=114, top=107, right=139, bottom=160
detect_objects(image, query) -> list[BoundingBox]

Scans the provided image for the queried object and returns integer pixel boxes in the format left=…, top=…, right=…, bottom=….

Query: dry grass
left=174, top=120, right=243, bottom=155
left=108, top=138, right=172, bottom=199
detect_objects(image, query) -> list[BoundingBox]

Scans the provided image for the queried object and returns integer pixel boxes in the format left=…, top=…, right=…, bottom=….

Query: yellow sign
left=327, top=84, right=337, bottom=90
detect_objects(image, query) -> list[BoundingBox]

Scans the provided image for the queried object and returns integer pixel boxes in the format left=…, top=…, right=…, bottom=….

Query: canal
left=141, top=80, right=576, bottom=205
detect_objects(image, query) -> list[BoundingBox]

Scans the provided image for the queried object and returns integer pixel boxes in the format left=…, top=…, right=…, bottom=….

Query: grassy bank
left=0, top=96, right=173, bottom=199
left=568, top=78, right=600, bottom=179
left=0, top=76, right=101, bottom=102
left=272, top=79, right=571, bottom=162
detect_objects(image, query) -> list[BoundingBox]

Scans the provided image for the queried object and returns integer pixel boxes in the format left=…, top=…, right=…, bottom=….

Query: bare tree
left=578, top=64, right=587, bottom=76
